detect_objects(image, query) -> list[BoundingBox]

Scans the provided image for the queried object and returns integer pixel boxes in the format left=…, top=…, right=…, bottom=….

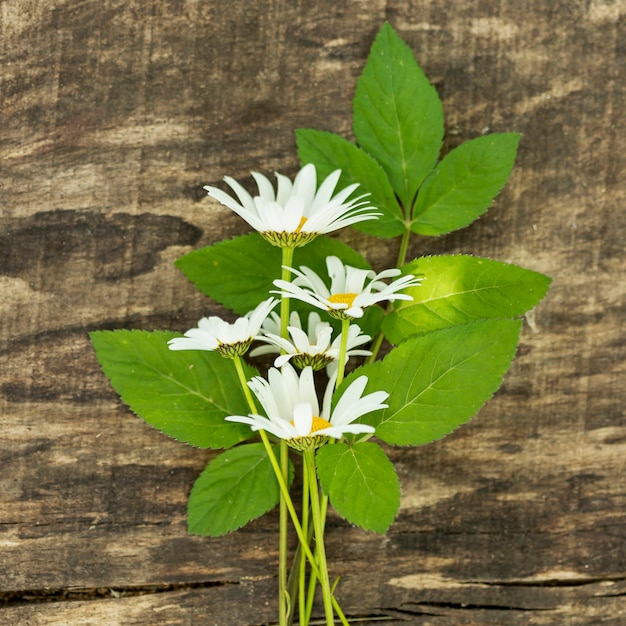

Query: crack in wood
left=0, top=580, right=239, bottom=607
left=398, top=600, right=553, bottom=612
left=467, top=575, right=626, bottom=588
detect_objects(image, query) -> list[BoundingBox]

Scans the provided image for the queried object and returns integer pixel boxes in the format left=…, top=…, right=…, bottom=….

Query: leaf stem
left=397, top=225, right=412, bottom=269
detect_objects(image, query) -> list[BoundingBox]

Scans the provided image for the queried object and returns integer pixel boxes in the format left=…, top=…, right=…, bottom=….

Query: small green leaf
left=347, top=319, right=522, bottom=446
left=353, top=22, right=444, bottom=208
left=188, top=443, right=292, bottom=536
left=316, top=442, right=399, bottom=533
left=175, top=233, right=371, bottom=316
left=90, top=330, right=252, bottom=449
left=382, top=255, right=552, bottom=342
left=411, top=133, right=520, bottom=236
left=296, top=128, right=406, bottom=238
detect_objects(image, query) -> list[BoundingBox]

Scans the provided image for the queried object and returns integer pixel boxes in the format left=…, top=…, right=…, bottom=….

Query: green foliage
left=296, top=129, right=405, bottom=238
left=297, top=24, right=520, bottom=240
left=411, top=134, right=521, bottom=235
left=382, top=255, right=552, bottom=342
left=188, top=443, right=293, bottom=536
left=353, top=21, right=444, bottom=208
left=316, top=442, right=399, bottom=533
left=90, top=330, right=252, bottom=449
left=345, top=319, right=522, bottom=446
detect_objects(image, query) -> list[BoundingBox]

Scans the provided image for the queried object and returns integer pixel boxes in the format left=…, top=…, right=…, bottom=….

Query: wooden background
left=1, top=1, right=624, bottom=624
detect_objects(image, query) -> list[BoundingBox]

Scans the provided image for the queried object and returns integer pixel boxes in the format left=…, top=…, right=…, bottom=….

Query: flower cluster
left=166, top=163, right=420, bottom=626
left=172, top=164, right=421, bottom=448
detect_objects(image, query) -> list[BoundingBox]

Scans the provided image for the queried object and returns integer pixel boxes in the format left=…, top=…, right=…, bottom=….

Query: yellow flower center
left=295, top=216, right=308, bottom=233
left=309, top=415, right=333, bottom=434
left=290, top=415, right=332, bottom=435
left=328, top=292, right=358, bottom=307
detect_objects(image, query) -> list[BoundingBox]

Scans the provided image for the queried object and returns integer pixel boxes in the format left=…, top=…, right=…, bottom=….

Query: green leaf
left=296, top=128, right=405, bottom=238
left=346, top=318, right=522, bottom=446
left=188, top=443, right=292, bottom=536
left=382, top=255, right=552, bottom=342
left=316, top=442, right=399, bottom=533
left=411, top=133, right=521, bottom=236
left=353, top=22, right=444, bottom=209
left=175, top=233, right=371, bottom=316
left=90, top=330, right=253, bottom=449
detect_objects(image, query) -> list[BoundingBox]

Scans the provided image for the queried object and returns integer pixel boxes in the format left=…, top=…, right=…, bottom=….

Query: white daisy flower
left=225, top=364, right=388, bottom=450
left=204, top=163, right=380, bottom=248
left=250, top=311, right=371, bottom=372
left=167, top=298, right=277, bottom=358
left=274, top=256, right=422, bottom=320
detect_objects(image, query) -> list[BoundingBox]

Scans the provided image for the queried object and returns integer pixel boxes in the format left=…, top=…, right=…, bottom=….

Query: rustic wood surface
left=1, top=0, right=624, bottom=624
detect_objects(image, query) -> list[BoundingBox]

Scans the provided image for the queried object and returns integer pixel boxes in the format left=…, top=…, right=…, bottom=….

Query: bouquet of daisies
left=91, top=23, right=550, bottom=626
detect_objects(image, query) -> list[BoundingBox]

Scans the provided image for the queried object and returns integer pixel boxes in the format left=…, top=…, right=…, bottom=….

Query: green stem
left=232, top=355, right=258, bottom=413
left=299, top=454, right=311, bottom=626
left=280, top=246, right=295, bottom=339
left=279, top=441, right=289, bottom=625
left=335, top=318, right=350, bottom=389
left=257, top=432, right=321, bottom=579
left=397, top=225, right=411, bottom=269
left=232, top=355, right=290, bottom=625
left=278, top=244, right=295, bottom=625
left=304, top=448, right=335, bottom=625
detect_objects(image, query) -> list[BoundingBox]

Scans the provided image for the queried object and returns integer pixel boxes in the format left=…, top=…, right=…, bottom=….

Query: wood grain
left=2, top=0, right=624, bottom=624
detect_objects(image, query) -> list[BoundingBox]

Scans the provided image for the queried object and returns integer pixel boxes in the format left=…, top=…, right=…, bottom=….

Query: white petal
left=316, top=423, right=375, bottom=438
left=251, top=171, right=276, bottom=201
left=292, top=403, right=314, bottom=437
left=282, top=196, right=306, bottom=231
left=325, top=256, right=347, bottom=292
left=292, top=163, right=317, bottom=211
left=249, top=343, right=279, bottom=358
left=273, top=280, right=329, bottom=312
left=274, top=354, right=295, bottom=367
left=222, top=176, right=257, bottom=212
left=205, top=186, right=266, bottom=231
left=298, top=367, right=319, bottom=414
left=288, top=326, right=314, bottom=352
left=275, top=172, right=293, bottom=206
left=309, top=169, right=341, bottom=212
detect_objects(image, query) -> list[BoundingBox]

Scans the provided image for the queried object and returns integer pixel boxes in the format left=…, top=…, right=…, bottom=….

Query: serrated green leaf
left=316, top=442, right=399, bottom=533
left=188, top=443, right=293, bottom=536
left=90, top=330, right=253, bottom=449
left=296, top=128, right=406, bottom=238
left=353, top=22, right=444, bottom=208
left=382, top=255, right=552, bottom=342
left=346, top=319, right=522, bottom=446
left=175, top=233, right=370, bottom=315
left=411, top=133, right=520, bottom=236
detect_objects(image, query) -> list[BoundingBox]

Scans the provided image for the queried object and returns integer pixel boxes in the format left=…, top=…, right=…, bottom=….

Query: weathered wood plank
left=2, top=0, right=625, bottom=624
